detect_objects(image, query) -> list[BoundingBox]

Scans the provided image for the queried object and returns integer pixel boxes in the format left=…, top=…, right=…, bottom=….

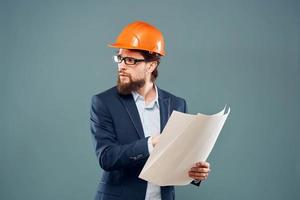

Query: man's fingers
left=190, top=167, right=210, bottom=173
left=151, top=134, right=161, bottom=147
left=189, top=161, right=211, bottom=181
left=188, top=171, right=209, bottom=180
left=189, top=172, right=208, bottom=177
left=196, top=161, right=210, bottom=168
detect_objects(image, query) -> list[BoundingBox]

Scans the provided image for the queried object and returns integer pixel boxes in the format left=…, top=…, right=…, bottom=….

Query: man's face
left=116, top=49, right=148, bottom=95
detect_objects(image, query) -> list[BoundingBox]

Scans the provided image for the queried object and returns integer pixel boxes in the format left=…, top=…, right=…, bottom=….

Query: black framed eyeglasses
left=113, top=55, right=148, bottom=65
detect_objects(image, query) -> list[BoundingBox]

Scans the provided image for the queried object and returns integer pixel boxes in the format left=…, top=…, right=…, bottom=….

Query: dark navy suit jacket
left=90, top=86, right=198, bottom=200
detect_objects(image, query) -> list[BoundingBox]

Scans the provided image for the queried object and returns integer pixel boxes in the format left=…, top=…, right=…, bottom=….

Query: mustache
left=118, top=71, right=130, bottom=77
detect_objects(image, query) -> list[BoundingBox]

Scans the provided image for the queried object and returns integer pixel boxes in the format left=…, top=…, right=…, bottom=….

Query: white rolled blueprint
left=139, top=106, right=230, bottom=186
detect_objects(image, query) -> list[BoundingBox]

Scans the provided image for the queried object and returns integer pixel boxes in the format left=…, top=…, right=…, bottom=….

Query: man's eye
left=126, top=58, right=135, bottom=63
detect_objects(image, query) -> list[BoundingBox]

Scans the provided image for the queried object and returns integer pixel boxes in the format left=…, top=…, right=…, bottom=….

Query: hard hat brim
left=108, top=43, right=165, bottom=56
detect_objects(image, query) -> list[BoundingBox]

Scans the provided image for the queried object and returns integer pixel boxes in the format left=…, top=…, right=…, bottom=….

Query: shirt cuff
left=147, top=137, right=154, bottom=154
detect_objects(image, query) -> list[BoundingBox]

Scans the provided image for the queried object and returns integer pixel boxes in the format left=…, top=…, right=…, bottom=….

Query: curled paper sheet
left=139, top=106, right=230, bottom=186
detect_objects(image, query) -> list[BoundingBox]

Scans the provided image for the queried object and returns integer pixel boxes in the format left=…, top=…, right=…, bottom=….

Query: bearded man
left=90, top=21, right=210, bottom=200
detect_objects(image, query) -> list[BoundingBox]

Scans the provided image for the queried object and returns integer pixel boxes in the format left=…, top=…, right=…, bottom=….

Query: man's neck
left=136, top=81, right=156, bottom=104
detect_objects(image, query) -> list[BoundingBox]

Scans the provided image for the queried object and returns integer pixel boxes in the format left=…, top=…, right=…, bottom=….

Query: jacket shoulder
left=90, top=87, right=120, bottom=110
left=158, top=88, right=186, bottom=102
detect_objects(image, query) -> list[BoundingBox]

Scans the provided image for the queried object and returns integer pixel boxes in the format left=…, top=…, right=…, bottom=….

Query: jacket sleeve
left=90, top=95, right=149, bottom=171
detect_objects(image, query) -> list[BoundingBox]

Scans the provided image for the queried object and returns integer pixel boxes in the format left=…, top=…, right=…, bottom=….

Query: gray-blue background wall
left=1, top=0, right=299, bottom=199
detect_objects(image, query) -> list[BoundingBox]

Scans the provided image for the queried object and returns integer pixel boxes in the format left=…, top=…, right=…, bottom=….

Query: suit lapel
left=118, top=94, right=145, bottom=139
left=158, top=88, right=171, bottom=132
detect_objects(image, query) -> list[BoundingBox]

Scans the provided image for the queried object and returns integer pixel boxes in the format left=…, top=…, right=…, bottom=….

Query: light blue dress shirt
left=132, top=85, right=161, bottom=200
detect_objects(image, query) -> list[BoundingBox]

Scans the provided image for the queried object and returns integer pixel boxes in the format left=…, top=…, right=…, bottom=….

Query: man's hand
left=188, top=161, right=211, bottom=181
left=151, top=134, right=161, bottom=147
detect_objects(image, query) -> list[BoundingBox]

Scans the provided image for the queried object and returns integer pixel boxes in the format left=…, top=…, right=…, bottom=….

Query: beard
left=117, top=72, right=145, bottom=95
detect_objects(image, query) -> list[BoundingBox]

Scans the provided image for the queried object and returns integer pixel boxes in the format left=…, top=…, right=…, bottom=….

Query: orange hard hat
left=108, top=21, right=166, bottom=56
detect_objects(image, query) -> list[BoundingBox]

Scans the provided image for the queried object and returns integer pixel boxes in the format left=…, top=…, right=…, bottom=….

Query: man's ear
left=148, top=61, right=158, bottom=73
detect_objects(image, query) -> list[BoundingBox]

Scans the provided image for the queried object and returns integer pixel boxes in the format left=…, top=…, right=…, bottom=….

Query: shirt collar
left=132, top=85, right=159, bottom=108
